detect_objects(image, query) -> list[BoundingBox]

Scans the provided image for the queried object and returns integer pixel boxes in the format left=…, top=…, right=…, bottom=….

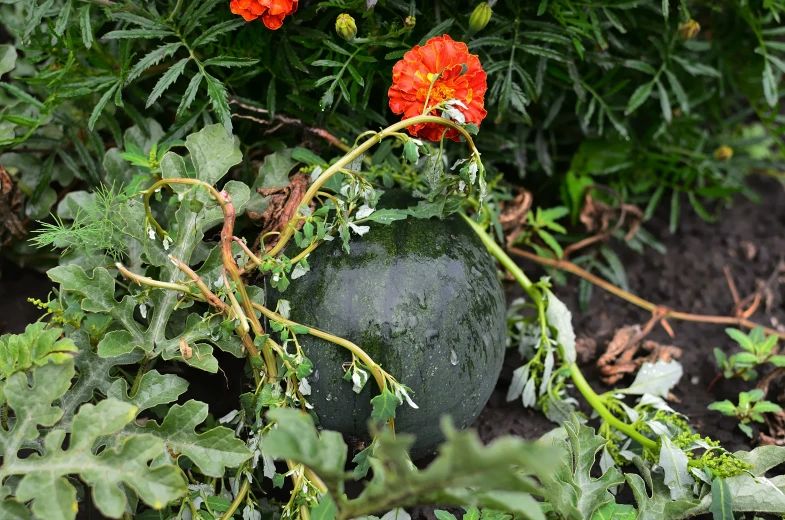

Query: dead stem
left=230, top=99, right=350, bottom=153
left=509, top=247, right=785, bottom=341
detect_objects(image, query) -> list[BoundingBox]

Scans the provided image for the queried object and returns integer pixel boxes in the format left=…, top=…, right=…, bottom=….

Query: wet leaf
left=621, top=360, right=683, bottom=398
left=545, top=290, right=576, bottom=364
left=658, top=435, right=692, bottom=500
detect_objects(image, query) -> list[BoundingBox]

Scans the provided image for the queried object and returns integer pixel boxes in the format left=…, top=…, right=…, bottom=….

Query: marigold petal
left=261, top=0, right=296, bottom=15
left=262, top=11, right=286, bottom=29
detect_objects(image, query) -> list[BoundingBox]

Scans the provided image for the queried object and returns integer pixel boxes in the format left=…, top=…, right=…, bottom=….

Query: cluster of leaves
left=709, top=327, right=784, bottom=438
left=268, top=408, right=785, bottom=520
left=2, top=0, right=785, bottom=263
left=714, top=326, right=785, bottom=381
left=709, top=389, right=783, bottom=438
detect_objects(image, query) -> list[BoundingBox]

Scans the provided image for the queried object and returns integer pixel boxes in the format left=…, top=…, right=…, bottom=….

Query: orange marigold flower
left=388, top=34, right=487, bottom=142
left=230, top=0, right=298, bottom=30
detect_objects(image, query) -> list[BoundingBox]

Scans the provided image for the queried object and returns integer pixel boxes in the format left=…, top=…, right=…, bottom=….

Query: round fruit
left=269, top=211, right=506, bottom=457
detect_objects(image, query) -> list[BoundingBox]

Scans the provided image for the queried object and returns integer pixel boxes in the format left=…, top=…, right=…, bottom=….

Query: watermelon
left=269, top=210, right=506, bottom=457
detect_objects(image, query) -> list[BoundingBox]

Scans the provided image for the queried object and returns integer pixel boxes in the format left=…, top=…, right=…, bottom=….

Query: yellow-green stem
left=461, top=213, right=659, bottom=452
left=267, top=115, right=481, bottom=258
left=219, top=474, right=250, bottom=520
left=252, top=302, right=387, bottom=393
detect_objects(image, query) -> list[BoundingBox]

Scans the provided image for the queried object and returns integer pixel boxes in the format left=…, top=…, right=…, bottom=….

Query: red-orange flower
left=388, top=35, right=487, bottom=142
left=230, top=0, right=298, bottom=30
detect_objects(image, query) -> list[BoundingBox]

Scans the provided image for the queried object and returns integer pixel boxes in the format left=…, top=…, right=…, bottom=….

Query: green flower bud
left=468, top=2, right=492, bottom=33
left=335, top=13, right=357, bottom=42
left=404, top=15, right=416, bottom=30
left=714, top=145, right=733, bottom=161
left=679, top=19, right=700, bottom=40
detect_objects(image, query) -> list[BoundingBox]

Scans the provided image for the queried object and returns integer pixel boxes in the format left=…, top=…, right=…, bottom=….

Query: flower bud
left=468, top=2, right=492, bottom=32
left=335, top=13, right=357, bottom=42
left=679, top=19, right=700, bottom=40
left=714, top=145, right=733, bottom=161
left=404, top=15, right=416, bottom=30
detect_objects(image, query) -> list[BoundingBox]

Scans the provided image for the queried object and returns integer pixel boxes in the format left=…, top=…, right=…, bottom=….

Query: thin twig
left=562, top=185, right=628, bottom=259
left=724, top=266, right=742, bottom=308
left=230, top=99, right=350, bottom=152
left=733, top=260, right=785, bottom=317
left=509, top=247, right=785, bottom=340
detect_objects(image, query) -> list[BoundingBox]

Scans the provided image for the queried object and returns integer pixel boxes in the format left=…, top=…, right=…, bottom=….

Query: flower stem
left=267, top=115, right=481, bottom=258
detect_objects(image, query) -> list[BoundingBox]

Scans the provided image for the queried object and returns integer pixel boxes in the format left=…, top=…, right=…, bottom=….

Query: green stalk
left=267, top=114, right=482, bottom=258
left=461, top=213, right=659, bottom=452
left=129, top=356, right=149, bottom=398
left=219, top=468, right=250, bottom=520
left=568, top=364, right=657, bottom=450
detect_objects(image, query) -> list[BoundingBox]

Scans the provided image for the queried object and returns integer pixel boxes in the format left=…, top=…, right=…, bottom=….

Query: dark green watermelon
left=269, top=212, right=506, bottom=457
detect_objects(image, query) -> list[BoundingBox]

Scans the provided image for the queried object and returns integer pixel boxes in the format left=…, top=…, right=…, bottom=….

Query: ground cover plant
left=1, top=1, right=785, bottom=519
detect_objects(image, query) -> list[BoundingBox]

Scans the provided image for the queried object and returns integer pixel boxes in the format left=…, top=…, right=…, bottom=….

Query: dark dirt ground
left=1, top=175, right=783, bottom=517
left=474, top=175, right=785, bottom=456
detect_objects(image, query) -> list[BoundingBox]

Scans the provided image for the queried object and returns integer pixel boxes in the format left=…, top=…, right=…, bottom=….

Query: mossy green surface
left=270, top=213, right=507, bottom=457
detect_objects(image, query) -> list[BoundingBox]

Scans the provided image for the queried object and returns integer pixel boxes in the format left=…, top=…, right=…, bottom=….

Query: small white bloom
left=147, top=227, right=156, bottom=240
left=396, top=387, right=419, bottom=409
left=162, top=236, right=172, bottom=251
left=178, top=192, right=184, bottom=202
left=272, top=273, right=280, bottom=282
left=154, top=188, right=161, bottom=193
left=299, top=378, right=312, bottom=395
left=468, top=161, right=479, bottom=184
left=355, top=204, right=374, bottom=219
left=458, top=180, right=466, bottom=192
left=139, top=303, right=147, bottom=319
left=243, top=505, right=262, bottom=520
left=351, top=369, right=368, bottom=394
left=219, top=410, right=240, bottom=424
left=451, top=158, right=469, bottom=170
left=442, top=103, right=466, bottom=124
left=348, top=222, right=370, bottom=236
